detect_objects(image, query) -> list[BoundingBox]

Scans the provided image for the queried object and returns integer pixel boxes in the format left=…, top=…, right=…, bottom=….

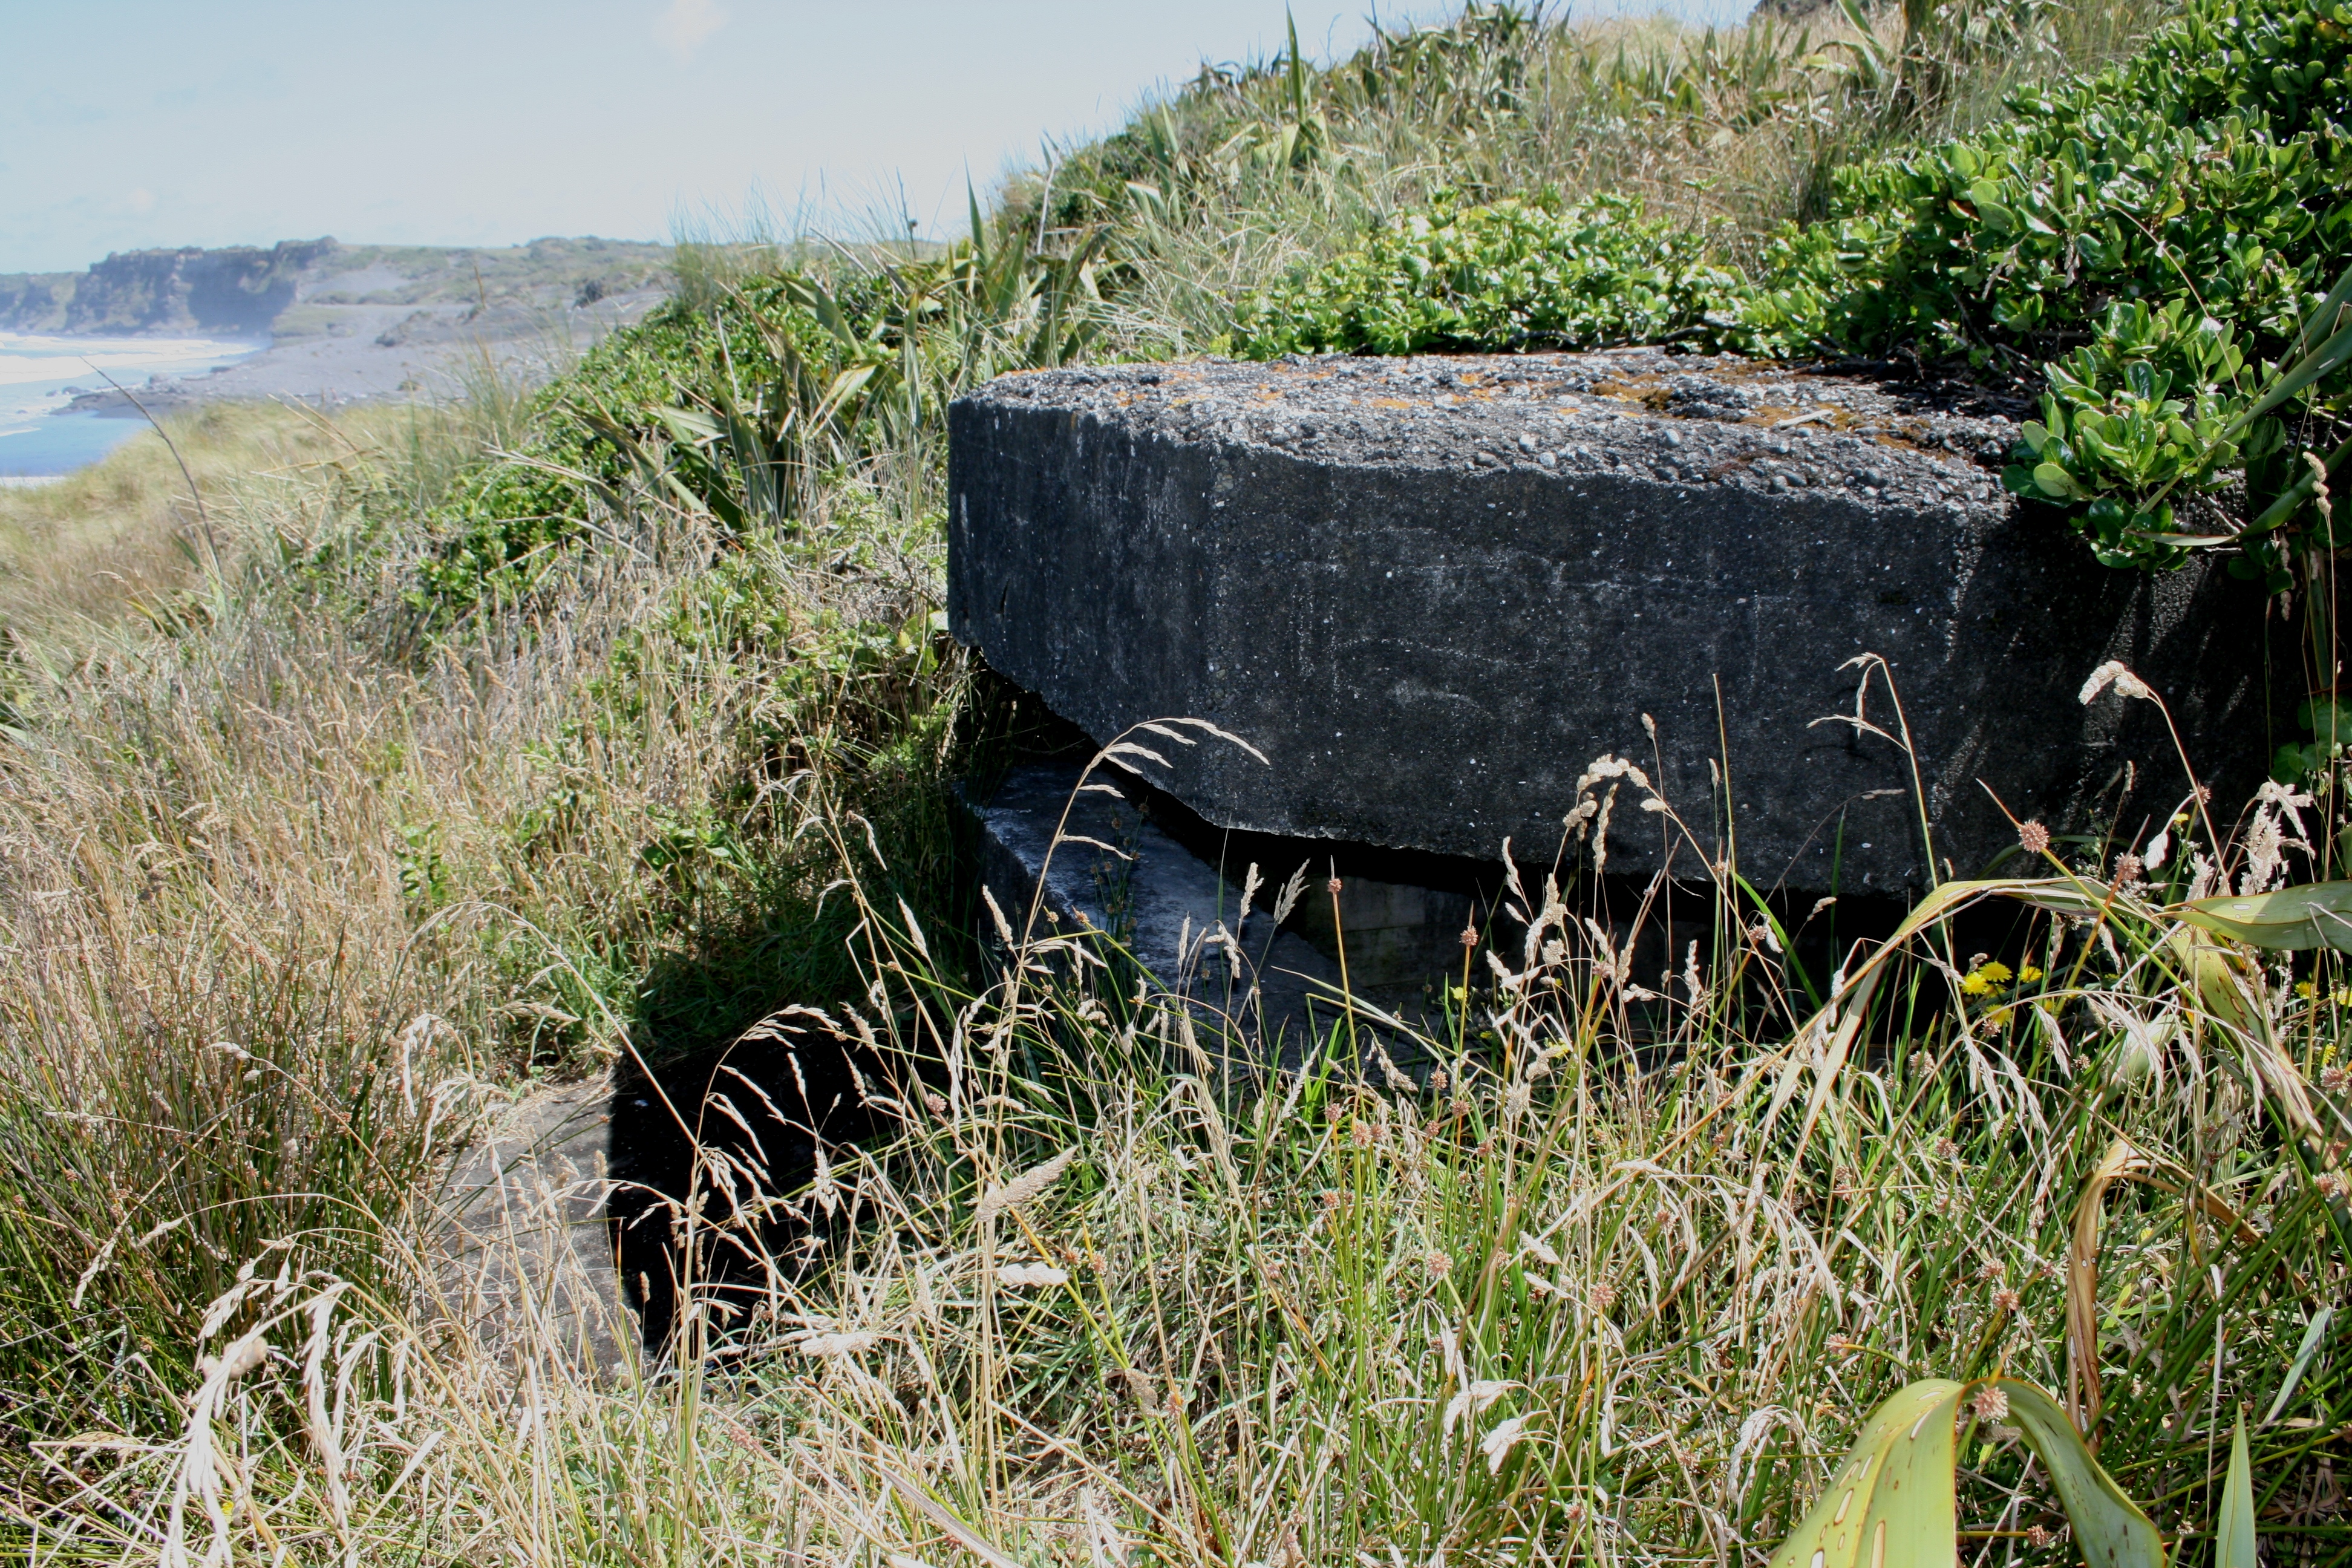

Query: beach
left=0, top=330, right=264, bottom=477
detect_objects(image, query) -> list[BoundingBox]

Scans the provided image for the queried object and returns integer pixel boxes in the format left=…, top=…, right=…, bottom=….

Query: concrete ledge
left=965, top=764, right=1432, bottom=1073
left=440, top=1079, right=630, bottom=1379
left=949, top=351, right=2285, bottom=893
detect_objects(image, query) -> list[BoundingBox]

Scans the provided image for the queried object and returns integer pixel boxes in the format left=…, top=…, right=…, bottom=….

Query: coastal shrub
left=1231, top=195, right=1736, bottom=355
left=1236, top=0, right=2352, bottom=577
left=1752, top=0, right=2352, bottom=575
left=408, top=288, right=822, bottom=627
left=1017, top=0, right=2168, bottom=352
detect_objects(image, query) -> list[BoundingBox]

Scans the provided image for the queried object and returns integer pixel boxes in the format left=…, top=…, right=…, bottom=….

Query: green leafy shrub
left=407, top=227, right=1105, bottom=632
left=1239, top=0, right=2352, bottom=578
left=408, top=287, right=830, bottom=628
left=1751, top=0, right=2351, bottom=573
left=1232, top=195, right=1737, bottom=356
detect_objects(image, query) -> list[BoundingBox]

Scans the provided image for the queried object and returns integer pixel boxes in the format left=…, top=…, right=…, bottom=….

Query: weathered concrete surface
left=441, top=1079, right=632, bottom=1380
left=967, top=764, right=1434, bottom=1071
left=949, top=351, right=2285, bottom=893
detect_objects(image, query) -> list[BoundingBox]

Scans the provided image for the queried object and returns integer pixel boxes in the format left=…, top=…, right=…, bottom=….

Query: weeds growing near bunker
left=0, top=362, right=964, bottom=1480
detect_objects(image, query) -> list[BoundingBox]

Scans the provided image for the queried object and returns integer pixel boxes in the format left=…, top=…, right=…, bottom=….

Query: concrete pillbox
left=948, top=351, right=2283, bottom=894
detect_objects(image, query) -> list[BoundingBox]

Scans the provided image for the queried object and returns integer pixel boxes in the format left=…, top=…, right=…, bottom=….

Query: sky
left=0, top=0, right=1751, bottom=276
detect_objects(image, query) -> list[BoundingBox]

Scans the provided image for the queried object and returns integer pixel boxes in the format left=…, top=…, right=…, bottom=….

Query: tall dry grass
left=0, top=402, right=382, bottom=640
left=21, top=706, right=2346, bottom=1565
left=0, top=371, right=961, bottom=1489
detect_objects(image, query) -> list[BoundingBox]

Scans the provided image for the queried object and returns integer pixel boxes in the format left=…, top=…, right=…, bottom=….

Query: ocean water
left=0, top=332, right=266, bottom=478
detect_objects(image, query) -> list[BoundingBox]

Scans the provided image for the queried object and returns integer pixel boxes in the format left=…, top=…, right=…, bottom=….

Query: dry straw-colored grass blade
left=2068, top=1138, right=2154, bottom=1438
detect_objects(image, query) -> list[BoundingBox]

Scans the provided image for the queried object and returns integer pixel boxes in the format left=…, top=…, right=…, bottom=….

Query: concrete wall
left=950, top=352, right=2287, bottom=894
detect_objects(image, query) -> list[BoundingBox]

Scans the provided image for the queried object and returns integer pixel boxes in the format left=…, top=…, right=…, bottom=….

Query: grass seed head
left=976, top=1146, right=1077, bottom=1221
left=2079, top=659, right=2156, bottom=704
left=997, top=1263, right=1070, bottom=1289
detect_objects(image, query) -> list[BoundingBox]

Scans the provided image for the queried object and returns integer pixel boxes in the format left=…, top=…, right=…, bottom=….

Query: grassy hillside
left=296, top=237, right=673, bottom=309
left=3, top=2, right=2348, bottom=1564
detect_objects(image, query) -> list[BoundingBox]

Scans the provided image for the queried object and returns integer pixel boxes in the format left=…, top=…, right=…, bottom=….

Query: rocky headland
left=1, top=235, right=673, bottom=413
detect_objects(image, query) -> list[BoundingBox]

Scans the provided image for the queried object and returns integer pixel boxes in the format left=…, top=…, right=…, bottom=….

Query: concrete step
left=965, top=763, right=1441, bottom=1079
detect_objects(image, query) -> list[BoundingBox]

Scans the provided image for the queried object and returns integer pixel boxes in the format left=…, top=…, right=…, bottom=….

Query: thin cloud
left=653, top=0, right=729, bottom=62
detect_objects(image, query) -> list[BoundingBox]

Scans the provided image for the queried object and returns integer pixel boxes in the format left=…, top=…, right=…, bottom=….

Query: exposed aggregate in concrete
left=981, top=349, right=2022, bottom=515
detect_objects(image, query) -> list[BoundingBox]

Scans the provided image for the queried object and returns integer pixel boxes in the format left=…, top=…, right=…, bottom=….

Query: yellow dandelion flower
left=2018, top=964, right=2043, bottom=984
left=2299, top=981, right=2318, bottom=999
left=1978, top=961, right=2013, bottom=985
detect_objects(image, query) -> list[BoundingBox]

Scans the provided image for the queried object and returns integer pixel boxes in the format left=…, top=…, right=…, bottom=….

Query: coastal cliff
left=0, top=236, right=671, bottom=342
left=0, top=239, right=337, bottom=336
